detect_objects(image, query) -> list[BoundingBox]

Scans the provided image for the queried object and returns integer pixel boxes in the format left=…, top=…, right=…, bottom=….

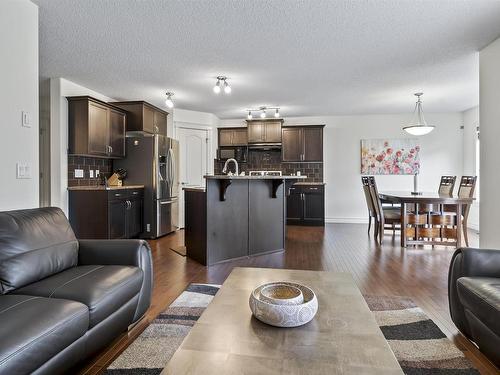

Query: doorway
left=175, top=123, right=212, bottom=228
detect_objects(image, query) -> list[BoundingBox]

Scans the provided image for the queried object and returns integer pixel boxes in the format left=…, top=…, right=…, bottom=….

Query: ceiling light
left=213, top=79, right=221, bottom=94
left=224, top=80, right=231, bottom=94
left=403, top=93, right=435, bottom=136
left=274, top=108, right=280, bottom=118
left=260, top=109, right=266, bottom=118
left=247, top=111, right=252, bottom=120
left=165, top=92, right=174, bottom=108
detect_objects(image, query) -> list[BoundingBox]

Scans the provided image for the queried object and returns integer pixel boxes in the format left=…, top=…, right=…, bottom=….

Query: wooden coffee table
left=162, top=267, right=403, bottom=374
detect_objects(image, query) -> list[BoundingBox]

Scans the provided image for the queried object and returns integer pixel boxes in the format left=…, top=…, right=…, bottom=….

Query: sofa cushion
left=0, top=294, right=88, bottom=375
left=0, top=208, right=78, bottom=294
left=16, top=265, right=143, bottom=328
left=457, top=277, right=500, bottom=336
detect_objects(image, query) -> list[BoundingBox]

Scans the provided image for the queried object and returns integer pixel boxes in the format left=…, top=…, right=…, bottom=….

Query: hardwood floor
left=79, top=224, right=499, bottom=375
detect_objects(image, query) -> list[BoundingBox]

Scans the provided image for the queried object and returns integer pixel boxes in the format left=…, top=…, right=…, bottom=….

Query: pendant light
left=403, top=93, right=435, bottom=136
left=165, top=92, right=174, bottom=108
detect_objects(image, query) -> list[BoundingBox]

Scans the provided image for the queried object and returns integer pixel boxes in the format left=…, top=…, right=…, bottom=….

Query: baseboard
left=325, top=217, right=368, bottom=224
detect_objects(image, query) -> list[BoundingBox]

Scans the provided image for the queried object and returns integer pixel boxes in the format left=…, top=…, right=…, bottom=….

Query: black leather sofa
left=449, top=247, right=500, bottom=367
left=0, top=207, right=153, bottom=374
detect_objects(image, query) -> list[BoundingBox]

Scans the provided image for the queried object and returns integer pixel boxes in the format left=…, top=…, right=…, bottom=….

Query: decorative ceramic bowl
left=260, top=284, right=304, bottom=305
left=249, top=282, right=318, bottom=328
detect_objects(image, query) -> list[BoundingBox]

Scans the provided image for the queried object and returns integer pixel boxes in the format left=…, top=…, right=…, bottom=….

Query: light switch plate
left=16, top=162, right=31, bottom=179
left=22, top=111, right=31, bottom=128
left=74, top=169, right=84, bottom=178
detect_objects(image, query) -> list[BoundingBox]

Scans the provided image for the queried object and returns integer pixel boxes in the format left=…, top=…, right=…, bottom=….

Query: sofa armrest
left=448, top=247, right=500, bottom=338
left=78, top=239, right=153, bottom=322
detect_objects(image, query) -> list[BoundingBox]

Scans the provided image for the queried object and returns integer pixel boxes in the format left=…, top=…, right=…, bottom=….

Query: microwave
left=217, top=147, right=247, bottom=162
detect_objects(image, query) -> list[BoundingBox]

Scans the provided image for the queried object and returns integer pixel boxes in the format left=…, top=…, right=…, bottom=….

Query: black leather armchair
left=449, top=248, right=500, bottom=367
left=0, top=207, right=153, bottom=375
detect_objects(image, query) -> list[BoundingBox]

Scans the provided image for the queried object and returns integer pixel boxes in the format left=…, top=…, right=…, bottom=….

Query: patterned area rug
left=105, top=284, right=479, bottom=375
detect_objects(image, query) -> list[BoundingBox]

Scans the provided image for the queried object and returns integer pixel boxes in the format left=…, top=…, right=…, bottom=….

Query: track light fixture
left=214, top=76, right=231, bottom=95
left=245, top=106, right=281, bottom=120
left=165, top=92, right=174, bottom=108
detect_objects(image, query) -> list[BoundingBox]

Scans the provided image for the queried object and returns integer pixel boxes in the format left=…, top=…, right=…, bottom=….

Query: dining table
left=379, top=191, right=474, bottom=248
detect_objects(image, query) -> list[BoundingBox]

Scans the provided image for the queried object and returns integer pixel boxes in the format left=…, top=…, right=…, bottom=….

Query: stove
left=248, top=171, right=282, bottom=177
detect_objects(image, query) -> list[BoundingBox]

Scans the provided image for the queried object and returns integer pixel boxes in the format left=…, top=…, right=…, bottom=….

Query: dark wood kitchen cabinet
left=286, top=183, right=324, bottom=226
left=69, top=187, right=144, bottom=239
left=218, top=127, right=248, bottom=146
left=246, top=119, right=283, bottom=144
left=112, top=101, right=168, bottom=135
left=282, top=125, right=324, bottom=162
left=68, top=96, right=126, bottom=158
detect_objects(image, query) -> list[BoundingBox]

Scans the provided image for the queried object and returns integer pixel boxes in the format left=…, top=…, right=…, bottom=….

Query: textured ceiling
left=34, top=0, right=500, bottom=118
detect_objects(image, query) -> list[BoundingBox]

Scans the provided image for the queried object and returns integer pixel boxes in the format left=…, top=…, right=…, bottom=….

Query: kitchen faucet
left=222, top=158, right=239, bottom=176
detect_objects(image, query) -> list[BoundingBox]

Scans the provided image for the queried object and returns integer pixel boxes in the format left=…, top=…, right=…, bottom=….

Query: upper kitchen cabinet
left=282, top=125, right=324, bottom=162
left=112, top=101, right=168, bottom=135
left=68, top=96, right=126, bottom=158
left=246, top=119, right=283, bottom=144
left=218, top=127, right=248, bottom=146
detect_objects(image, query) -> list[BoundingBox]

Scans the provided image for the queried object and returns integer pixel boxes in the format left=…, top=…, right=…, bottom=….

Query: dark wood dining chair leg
left=379, top=218, right=385, bottom=244
left=368, top=216, right=372, bottom=234
left=374, top=218, right=379, bottom=241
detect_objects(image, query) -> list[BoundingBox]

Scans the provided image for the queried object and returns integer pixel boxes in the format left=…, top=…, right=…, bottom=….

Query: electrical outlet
left=74, top=169, right=84, bottom=178
left=89, top=170, right=94, bottom=178
left=16, top=162, right=31, bottom=179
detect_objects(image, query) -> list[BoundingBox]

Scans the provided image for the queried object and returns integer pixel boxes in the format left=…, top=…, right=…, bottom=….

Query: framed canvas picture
left=361, top=139, right=420, bottom=175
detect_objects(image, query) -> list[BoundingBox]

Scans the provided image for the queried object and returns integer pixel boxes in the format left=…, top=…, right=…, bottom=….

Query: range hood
left=247, top=143, right=282, bottom=150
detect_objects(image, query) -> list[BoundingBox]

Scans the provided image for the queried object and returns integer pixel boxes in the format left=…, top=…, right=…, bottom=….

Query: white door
left=176, top=126, right=209, bottom=228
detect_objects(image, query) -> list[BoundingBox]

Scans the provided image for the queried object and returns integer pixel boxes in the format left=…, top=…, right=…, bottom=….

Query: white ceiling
left=34, top=0, right=500, bottom=118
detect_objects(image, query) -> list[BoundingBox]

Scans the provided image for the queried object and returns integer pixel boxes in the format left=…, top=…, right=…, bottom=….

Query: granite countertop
left=293, top=182, right=326, bottom=186
left=204, top=175, right=307, bottom=180
left=183, top=186, right=206, bottom=192
left=68, top=185, right=145, bottom=191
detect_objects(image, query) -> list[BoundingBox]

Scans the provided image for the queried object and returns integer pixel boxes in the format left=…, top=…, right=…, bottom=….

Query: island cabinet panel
left=206, top=180, right=249, bottom=264
left=185, top=190, right=207, bottom=265
left=282, top=125, right=324, bottom=162
left=111, top=101, right=169, bottom=135
left=68, top=96, right=126, bottom=158
left=248, top=180, right=285, bottom=255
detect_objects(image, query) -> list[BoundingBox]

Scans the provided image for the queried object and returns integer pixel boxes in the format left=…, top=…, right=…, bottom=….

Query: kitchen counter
left=68, top=185, right=144, bottom=191
left=204, top=175, right=307, bottom=180
left=293, top=181, right=326, bottom=186
left=183, top=186, right=206, bottom=192
left=184, top=176, right=293, bottom=266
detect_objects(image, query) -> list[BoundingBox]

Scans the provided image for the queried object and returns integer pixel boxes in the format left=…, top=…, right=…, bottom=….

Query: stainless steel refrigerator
left=115, top=134, right=179, bottom=238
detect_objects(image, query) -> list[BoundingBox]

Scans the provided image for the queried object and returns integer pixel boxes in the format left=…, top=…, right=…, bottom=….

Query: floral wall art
left=361, top=139, right=420, bottom=175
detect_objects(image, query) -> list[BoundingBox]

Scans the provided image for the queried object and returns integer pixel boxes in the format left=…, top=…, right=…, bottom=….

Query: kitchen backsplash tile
left=214, top=150, right=323, bottom=182
left=67, top=156, right=112, bottom=187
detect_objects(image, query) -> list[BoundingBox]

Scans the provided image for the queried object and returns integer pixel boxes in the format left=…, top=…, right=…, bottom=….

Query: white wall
left=462, top=106, right=480, bottom=231
left=0, top=0, right=39, bottom=210
left=221, top=113, right=464, bottom=222
left=479, top=37, right=500, bottom=248
left=49, top=78, right=115, bottom=214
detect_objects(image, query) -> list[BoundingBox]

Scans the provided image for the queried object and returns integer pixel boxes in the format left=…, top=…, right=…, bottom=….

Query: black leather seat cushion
left=0, top=294, right=88, bottom=374
left=16, top=265, right=143, bottom=328
left=457, top=277, right=500, bottom=336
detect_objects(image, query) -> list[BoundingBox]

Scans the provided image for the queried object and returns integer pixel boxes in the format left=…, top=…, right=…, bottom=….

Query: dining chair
left=366, top=176, right=401, bottom=244
left=441, top=176, right=477, bottom=246
left=361, top=176, right=377, bottom=235
left=438, top=175, right=457, bottom=195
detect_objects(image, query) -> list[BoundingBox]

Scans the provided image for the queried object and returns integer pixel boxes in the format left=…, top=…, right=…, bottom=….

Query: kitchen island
left=184, top=175, right=306, bottom=265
